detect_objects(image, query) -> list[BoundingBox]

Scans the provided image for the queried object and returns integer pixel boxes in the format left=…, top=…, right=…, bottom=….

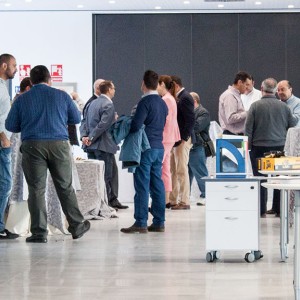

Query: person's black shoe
left=120, top=225, right=148, bottom=234
left=72, top=220, right=91, bottom=239
left=0, top=229, right=19, bottom=239
left=26, top=235, right=47, bottom=243
left=109, top=199, right=129, bottom=209
left=166, top=203, right=176, bottom=209
left=266, top=209, right=276, bottom=214
left=148, top=224, right=165, bottom=232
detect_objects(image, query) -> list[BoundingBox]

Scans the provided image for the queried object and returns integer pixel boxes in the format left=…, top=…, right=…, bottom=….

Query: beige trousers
left=169, top=138, right=192, bottom=205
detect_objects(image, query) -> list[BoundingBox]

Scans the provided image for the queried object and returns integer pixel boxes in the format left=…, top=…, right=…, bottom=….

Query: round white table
left=260, top=170, right=300, bottom=300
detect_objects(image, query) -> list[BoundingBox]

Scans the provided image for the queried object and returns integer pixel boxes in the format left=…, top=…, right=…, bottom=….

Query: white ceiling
left=0, top=0, right=299, bottom=13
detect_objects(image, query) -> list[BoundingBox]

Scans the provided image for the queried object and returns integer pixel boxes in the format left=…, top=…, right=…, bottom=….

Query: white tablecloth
left=7, top=136, right=116, bottom=235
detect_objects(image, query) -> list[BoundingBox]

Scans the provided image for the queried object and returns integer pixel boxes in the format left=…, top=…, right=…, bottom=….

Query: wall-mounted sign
left=51, top=64, right=63, bottom=82
left=19, top=64, right=31, bottom=81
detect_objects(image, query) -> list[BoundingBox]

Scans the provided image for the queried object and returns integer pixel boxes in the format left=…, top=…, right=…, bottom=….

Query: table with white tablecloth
left=6, top=136, right=115, bottom=235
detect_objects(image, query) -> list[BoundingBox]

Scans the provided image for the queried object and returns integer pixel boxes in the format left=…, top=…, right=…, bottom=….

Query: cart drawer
left=206, top=182, right=258, bottom=211
left=206, top=210, right=259, bottom=250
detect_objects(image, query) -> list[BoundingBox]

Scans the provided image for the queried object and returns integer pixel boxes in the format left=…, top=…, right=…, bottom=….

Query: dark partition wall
left=93, top=13, right=300, bottom=121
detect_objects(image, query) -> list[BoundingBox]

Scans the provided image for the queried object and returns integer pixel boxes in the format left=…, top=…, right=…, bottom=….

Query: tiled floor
left=0, top=203, right=295, bottom=300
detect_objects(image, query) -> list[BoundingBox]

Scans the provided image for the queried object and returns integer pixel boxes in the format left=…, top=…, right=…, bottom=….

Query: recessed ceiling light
left=109, top=0, right=115, bottom=4
left=25, top=0, right=32, bottom=2
left=155, top=6, right=161, bottom=9
left=4, top=3, right=11, bottom=6
left=288, top=4, right=294, bottom=8
left=218, top=4, right=224, bottom=8
left=183, top=1, right=190, bottom=4
left=255, top=1, right=262, bottom=5
left=77, top=4, right=84, bottom=8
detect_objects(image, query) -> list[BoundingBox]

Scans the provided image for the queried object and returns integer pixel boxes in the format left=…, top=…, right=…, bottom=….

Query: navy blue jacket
left=130, top=93, right=168, bottom=149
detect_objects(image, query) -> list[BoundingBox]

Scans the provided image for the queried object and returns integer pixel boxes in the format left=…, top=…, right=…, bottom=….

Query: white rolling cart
left=260, top=170, right=300, bottom=300
left=205, top=177, right=263, bottom=263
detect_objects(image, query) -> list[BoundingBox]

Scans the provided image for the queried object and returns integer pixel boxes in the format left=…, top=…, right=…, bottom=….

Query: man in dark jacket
left=188, top=92, right=210, bottom=206
left=169, top=76, right=195, bottom=210
left=245, top=78, right=296, bottom=217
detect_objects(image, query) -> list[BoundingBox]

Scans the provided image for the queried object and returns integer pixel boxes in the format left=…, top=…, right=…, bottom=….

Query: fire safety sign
left=51, top=64, right=63, bottom=82
left=19, top=65, right=31, bottom=81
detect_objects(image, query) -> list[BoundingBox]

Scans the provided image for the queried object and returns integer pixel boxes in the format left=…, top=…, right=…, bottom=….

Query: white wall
left=0, top=11, right=93, bottom=101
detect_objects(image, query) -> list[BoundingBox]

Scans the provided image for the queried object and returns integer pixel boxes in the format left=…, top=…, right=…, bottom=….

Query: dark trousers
left=250, top=145, right=284, bottom=215
left=21, top=140, right=84, bottom=237
left=87, top=150, right=118, bottom=203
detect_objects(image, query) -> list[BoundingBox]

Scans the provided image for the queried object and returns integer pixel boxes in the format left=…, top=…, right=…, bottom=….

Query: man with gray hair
left=82, top=78, right=105, bottom=118
left=245, top=78, right=296, bottom=217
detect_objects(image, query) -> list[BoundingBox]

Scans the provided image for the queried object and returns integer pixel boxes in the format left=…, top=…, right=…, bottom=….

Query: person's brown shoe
left=120, top=225, right=148, bottom=234
left=148, top=224, right=165, bottom=232
left=171, top=203, right=191, bottom=210
left=266, top=209, right=275, bottom=214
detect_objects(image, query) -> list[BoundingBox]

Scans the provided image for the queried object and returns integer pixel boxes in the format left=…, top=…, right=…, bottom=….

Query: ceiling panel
left=0, top=0, right=299, bottom=12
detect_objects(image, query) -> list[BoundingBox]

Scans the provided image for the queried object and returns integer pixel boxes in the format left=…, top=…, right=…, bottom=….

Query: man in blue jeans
left=0, top=53, right=19, bottom=239
left=121, top=70, right=168, bottom=233
left=188, top=92, right=210, bottom=206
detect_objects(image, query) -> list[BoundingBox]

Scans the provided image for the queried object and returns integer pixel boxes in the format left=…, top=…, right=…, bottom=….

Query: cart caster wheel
left=206, top=252, right=214, bottom=262
left=254, top=250, right=263, bottom=260
left=213, top=251, right=220, bottom=260
left=245, top=252, right=255, bottom=263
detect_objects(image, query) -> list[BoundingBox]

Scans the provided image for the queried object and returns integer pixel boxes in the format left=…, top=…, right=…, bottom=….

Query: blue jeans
left=0, top=146, right=12, bottom=231
left=133, top=149, right=165, bottom=227
left=188, top=146, right=208, bottom=198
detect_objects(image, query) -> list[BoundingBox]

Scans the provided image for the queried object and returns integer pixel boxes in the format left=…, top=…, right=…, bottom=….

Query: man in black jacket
left=169, top=76, right=195, bottom=210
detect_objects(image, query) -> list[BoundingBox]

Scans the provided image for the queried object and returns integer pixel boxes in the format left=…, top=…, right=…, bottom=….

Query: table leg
left=294, top=191, right=300, bottom=300
left=280, top=189, right=289, bottom=261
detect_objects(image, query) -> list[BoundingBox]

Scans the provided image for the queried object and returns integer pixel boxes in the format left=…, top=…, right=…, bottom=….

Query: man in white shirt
left=0, top=53, right=19, bottom=239
left=241, top=75, right=262, bottom=111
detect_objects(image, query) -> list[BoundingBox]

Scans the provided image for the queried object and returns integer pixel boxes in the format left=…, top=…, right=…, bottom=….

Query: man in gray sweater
left=245, top=78, right=296, bottom=217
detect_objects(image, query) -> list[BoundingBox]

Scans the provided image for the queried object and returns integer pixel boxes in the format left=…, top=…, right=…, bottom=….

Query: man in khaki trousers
left=169, top=76, right=195, bottom=210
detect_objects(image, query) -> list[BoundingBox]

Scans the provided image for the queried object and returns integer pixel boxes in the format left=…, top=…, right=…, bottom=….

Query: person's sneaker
left=0, top=229, right=19, bottom=239
left=148, top=224, right=165, bottom=232
left=120, top=225, right=148, bottom=234
left=72, top=220, right=91, bottom=239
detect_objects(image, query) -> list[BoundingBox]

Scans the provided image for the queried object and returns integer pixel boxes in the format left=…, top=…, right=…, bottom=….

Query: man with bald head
left=277, top=80, right=300, bottom=127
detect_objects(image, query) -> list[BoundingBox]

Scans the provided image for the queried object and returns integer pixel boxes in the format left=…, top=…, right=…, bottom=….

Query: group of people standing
left=3, top=52, right=295, bottom=241
left=219, top=71, right=300, bottom=217
left=81, top=71, right=211, bottom=233
left=0, top=52, right=211, bottom=240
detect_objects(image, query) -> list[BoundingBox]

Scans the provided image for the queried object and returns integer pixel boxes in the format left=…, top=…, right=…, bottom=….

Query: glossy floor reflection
left=0, top=203, right=294, bottom=300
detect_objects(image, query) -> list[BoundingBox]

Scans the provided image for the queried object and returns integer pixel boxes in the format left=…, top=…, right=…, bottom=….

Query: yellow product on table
left=258, top=156, right=300, bottom=171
